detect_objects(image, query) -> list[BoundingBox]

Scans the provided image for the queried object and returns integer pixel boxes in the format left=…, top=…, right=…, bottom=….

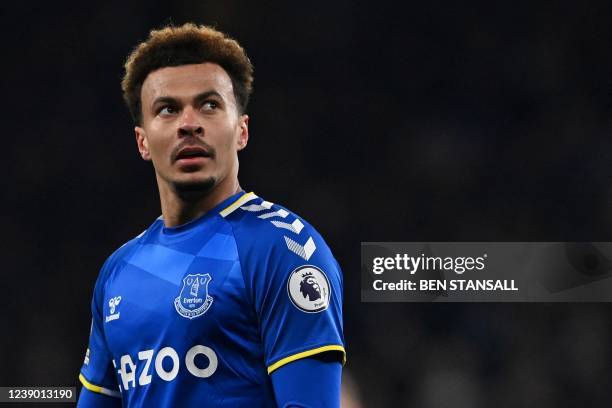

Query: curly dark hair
left=121, top=23, right=254, bottom=125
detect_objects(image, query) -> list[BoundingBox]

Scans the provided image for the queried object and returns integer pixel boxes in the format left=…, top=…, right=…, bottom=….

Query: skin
left=135, top=63, right=249, bottom=227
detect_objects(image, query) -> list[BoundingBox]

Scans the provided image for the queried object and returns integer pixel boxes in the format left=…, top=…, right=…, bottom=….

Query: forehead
left=141, top=62, right=235, bottom=103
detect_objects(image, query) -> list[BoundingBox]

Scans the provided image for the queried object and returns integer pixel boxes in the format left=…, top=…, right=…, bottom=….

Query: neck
left=157, top=176, right=241, bottom=227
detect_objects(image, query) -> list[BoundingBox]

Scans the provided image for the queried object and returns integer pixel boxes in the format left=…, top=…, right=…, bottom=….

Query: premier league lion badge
left=287, top=265, right=331, bottom=313
left=174, top=273, right=214, bottom=319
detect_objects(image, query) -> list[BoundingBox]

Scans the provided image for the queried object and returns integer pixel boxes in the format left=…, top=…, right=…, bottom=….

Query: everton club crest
left=174, top=274, right=214, bottom=319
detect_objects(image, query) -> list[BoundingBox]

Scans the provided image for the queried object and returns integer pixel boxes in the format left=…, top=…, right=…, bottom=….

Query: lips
left=174, top=146, right=211, bottom=161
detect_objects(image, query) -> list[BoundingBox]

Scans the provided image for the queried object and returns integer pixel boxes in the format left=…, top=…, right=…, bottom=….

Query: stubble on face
left=168, top=139, right=218, bottom=201
left=171, top=176, right=216, bottom=201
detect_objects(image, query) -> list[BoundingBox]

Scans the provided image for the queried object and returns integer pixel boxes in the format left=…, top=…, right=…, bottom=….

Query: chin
left=172, top=176, right=216, bottom=200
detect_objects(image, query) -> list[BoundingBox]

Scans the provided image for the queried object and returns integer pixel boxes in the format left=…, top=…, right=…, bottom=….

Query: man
left=77, top=23, right=345, bottom=407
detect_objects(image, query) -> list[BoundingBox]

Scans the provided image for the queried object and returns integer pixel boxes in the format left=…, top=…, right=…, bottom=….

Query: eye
left=158, top=105, right=178, bottom=116
left=201, top=100, right=218, bottom=111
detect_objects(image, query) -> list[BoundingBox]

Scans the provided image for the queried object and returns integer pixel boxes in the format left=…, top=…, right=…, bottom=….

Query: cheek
left=148, top=126, right=170, bottom=153
left=147, top=136, right=172, bottom=162
left=215, top=126, right=240, bottom=152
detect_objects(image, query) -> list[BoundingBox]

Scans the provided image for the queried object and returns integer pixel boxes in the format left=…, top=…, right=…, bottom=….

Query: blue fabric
left=78, top=191, right=345, bottom=407
left=229, top=198, right=345, bottom=371
left=77, top=387, right=121, bottom=408
left=271, top=358, right=342, bottom=408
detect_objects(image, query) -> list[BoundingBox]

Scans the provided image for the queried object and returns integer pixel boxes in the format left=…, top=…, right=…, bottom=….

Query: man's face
left=135, top=63, right=248, bottom=197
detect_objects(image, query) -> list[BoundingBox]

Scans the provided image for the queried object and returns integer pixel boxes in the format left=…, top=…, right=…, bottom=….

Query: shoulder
left=97, top=218, right=163, bottom=282
left=220, top=193, right=333, bottom=264
left=220, top=192, right=343, bottom=317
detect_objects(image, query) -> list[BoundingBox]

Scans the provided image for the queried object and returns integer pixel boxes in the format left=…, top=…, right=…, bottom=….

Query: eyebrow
left=151, top=90, right=224, bottom=108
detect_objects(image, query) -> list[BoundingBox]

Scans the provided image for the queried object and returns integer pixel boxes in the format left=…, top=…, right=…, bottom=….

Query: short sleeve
left=79, top=259, right=121, bottom=398
left=238, top=212, right=346, bottom=374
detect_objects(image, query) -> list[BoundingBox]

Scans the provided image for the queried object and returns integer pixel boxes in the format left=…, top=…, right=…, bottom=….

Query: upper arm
left=77, top=387, right=122, bottom=408
left=270, top=357, right=342, bottom=408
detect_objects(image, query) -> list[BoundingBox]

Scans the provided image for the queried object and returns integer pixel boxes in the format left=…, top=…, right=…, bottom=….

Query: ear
left=135, top=126, right=151, bottom=161
left=236, top=114, right=249, bottom=151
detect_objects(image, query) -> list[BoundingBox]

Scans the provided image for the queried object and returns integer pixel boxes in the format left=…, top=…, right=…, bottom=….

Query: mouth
left=174, top=146, right=212, bottom=164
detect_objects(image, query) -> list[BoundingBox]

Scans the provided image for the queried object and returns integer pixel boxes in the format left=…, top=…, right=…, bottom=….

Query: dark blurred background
left=3, top=1, right=612, bottom=407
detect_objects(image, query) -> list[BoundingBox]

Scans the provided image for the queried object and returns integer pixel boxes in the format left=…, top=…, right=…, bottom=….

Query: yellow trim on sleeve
left=219, top=192, right=258, bottom=217
left=79, top=373, right=121, bottom=398
left=267, top=345, right=346, bottom=374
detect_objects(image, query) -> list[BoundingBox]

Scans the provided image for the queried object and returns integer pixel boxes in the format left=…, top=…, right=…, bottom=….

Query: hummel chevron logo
left=271, top=219, right=304, bottom=234
left=259, top=209, right=289, bottom=219
left=237, top=199, right=315, bottom=258
left=241, top=201, right=273, bottom=212
left=284, top=236, right=316, bottom=261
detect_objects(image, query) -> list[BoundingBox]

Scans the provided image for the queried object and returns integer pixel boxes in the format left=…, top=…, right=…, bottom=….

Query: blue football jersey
left=79, top=191, right=345, bottom=407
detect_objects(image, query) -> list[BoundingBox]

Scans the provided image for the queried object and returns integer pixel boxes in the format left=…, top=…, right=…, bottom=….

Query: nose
left=178, top=106, right=203, bottom=138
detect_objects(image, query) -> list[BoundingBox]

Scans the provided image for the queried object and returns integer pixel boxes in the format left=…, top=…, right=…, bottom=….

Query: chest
left=101, top=241, right=255, bottom=356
